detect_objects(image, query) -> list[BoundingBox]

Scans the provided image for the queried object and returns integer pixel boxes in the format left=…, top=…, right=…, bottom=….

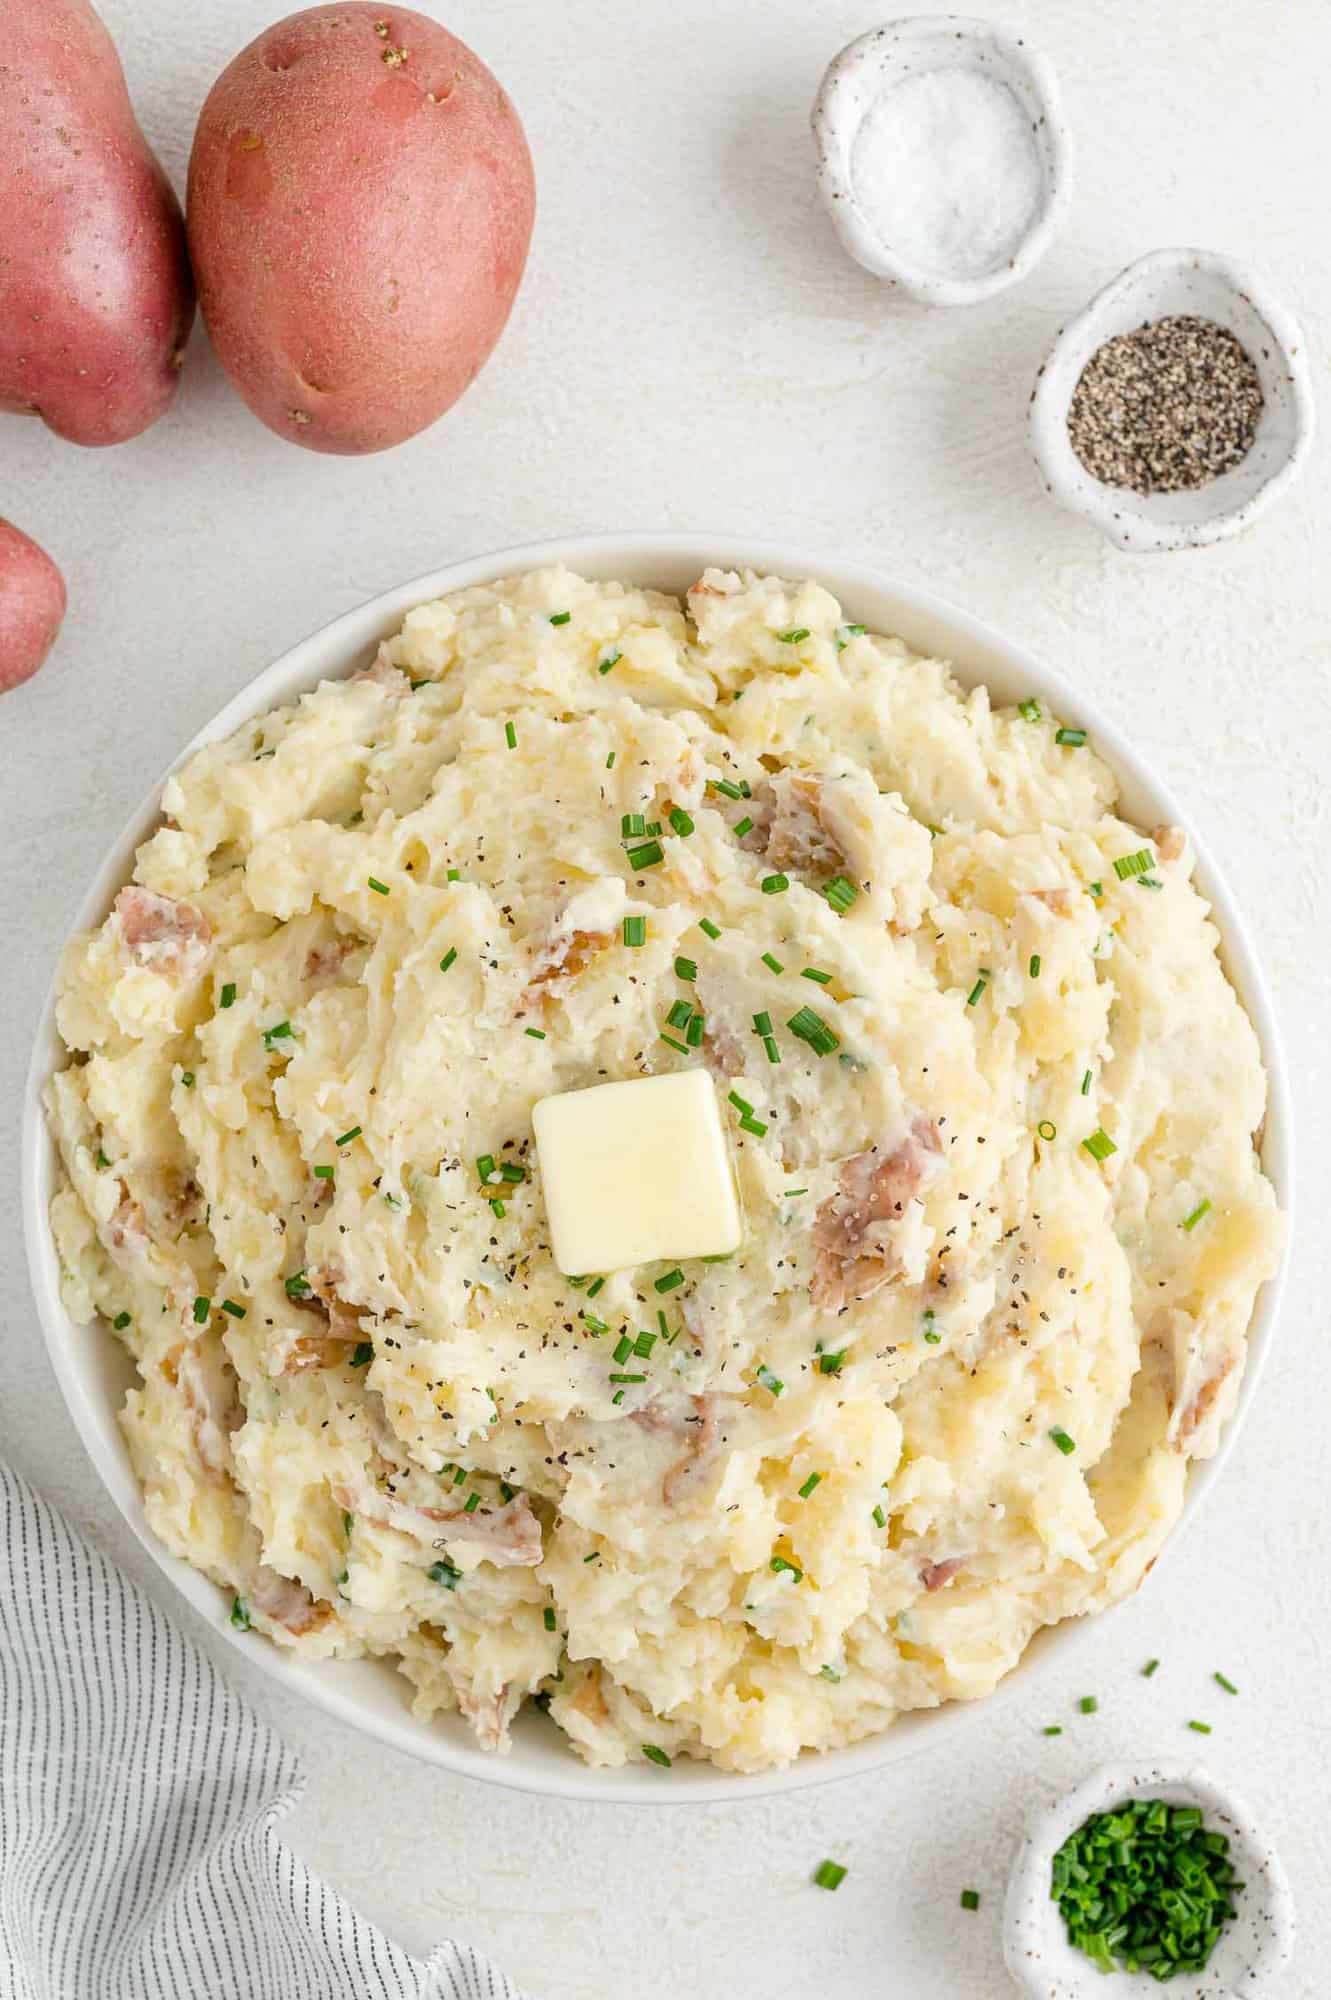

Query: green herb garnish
left=813, top=1860, right=846, bottom=1890
left=787, top=1005, right=839, bottom=1056
left=1051, top=1796, right=1243, bottom=1980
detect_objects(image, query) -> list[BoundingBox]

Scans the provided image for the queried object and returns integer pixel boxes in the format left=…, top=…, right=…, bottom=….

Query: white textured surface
left=1, top=1, right=1328, bottom=1995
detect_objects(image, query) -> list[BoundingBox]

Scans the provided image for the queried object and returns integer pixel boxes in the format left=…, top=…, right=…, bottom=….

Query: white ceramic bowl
left=1030, top=249, right=1316, bottom=552
left=21, top=532, right=1292, bottom=1803
left=811, top=15, right=1073, bottom=305
left=1004, top=1760, right=1295, bottom=1997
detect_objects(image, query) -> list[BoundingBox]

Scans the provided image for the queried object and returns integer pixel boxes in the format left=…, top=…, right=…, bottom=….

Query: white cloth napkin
left=0, top=1465, right=528, bottom=2000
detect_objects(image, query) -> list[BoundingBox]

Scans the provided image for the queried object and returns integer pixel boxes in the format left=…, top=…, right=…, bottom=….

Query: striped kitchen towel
left=0, top=1465, right=527, bottom=2000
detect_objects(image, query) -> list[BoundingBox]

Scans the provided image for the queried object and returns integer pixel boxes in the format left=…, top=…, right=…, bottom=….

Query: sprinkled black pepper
left=1067, top=316, right=1263, bottom=495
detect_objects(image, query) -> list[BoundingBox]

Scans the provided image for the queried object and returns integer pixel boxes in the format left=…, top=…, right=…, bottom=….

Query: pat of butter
left=532, top=1071, right=742, bottom=1275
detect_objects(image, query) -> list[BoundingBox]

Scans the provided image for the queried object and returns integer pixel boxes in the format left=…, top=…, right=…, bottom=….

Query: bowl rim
left=20, top=530, right=1293, bottom=1804
left=1029, top=247, right=1317, bottom=552
left=811, top=13, right=1075, bottom=306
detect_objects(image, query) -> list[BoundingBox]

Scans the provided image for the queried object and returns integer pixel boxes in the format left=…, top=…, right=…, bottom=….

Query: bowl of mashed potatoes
left=22, top=534, right=1290, bottom=1801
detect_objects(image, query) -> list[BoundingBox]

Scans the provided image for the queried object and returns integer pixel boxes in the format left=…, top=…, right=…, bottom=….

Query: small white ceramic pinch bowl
left=1004, top=1759, right=1295, bottom=1998
left=1030, top=248, right=1315, bottom=552
left=811, top=14, right=1073, bottom=305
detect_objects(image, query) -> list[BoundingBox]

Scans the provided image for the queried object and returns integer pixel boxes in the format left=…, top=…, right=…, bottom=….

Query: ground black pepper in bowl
left=1066, top=315, right=1264, bottom=496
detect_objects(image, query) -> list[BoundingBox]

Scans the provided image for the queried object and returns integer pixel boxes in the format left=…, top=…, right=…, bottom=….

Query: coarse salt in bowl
left=811, top=15, right=1073, bottom=306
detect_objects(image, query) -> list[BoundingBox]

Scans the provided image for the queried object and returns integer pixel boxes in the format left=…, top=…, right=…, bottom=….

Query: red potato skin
left=186, top=5, right=535, bottom=455
left=0, top=1, right=195, bottom=446
left=0, top=520, right=67, bottom=693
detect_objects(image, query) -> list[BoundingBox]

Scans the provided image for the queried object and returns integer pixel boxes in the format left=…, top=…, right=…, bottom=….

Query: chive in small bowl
left=1030, top=248, right=1315, bottom=552
left=1003, top=1760, right=1294, bottom=1997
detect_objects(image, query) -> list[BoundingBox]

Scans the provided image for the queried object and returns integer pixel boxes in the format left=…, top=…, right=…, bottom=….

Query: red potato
left=0, top=1, right=195, bottom=446
left=187, top=5, right=535, bottom=455
left=0, top=520, right=67, bottom=693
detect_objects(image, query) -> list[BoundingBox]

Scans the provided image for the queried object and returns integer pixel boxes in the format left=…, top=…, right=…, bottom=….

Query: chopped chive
left=221, top=1299, right=247, bottom=1320
left=1136, top=873, right=1164, bottom=889
left=621, top=812, right=646, bottom=839
left=581, top=1311, right=609, bottom=1335
left=112, top=1311, right=132, bottom=1331
left=285, top=1271, right=311, bottom=1300
left=262, top=1019, right=295, bottom=1050
left=798, top=1472, right=822, bottom=1499
left=752, top=1010, right=774, bottom=1035
left=367, top=877, right=392, bottom=898
left=800, top=967, right=833, bottom=986
left=776, top=626, right=810, bottom=644
left=1142, top=1658, right=1161, bottom=1677
left=1080, top=1068, right=1092, bottom=1095
left=655, top=1268, right=685, bottom=1294
left=1214, top=1671, right=1238, bottom=1695
left=313, top=1164, right=334, bottom=1181
left=1188, top=1719, right=1212, bottom=1734
left=1028, top=954, right=1041, bottom=978
left=597, top=649, right=622, bottom=675
left=498, top=1162, right=526, bottom=1184
left=813, top=1859, right=846, bottom=1891
left=525, top=1026, right=547, bottom=1040
left=756, top=1365, right=783, bottom=1396
left=728, top=1090, right=754, bottom=1114
left=219, top=982, right=237, bottom=1009
left=504, top=721, right=517, bottom=750
left=699, top=917, right=722, bottom=940
left=1049, top=1426, right=1076, bottom=1455
left=835, top=623, right=865, bottom=650
left=787, top=1005, right=839, bottom=1056
left=634, top=1331, right=657, bottom=1358
left=95, top=1150, right=110, bottom=1170
left=966, top=971, right=990, bottom=1007
left=334, top=1125, right=362, bottom=1147
left=626, top=839, right=664, bottom=870
left=612, top=1335, right=634, bottom=1364
left=686, top=1013, right=705, bottom=1047
left=180, top=1072, right=195, bottom=1088
left=871, top=1503, right=886, bottom=1528
left=763, top=1037, right=780, bottom=1063
left=350, top=1342, right=373, bottom=1368
left=605, top=751, right=616, bottom=769
left=733, top=815, right=754, bottom=839
left=1037, top=1120, right=1057, bottom=1141
left=960, top=1890, right=980, bottom=1912
left=542, top=1607, right=557, bottom=1632
left=446, top=867, right=461, bottom=881
left=438, top=947, right=457, bottom=972
left=489, top=1198, right=506, bottom=1218
left=622, top=914, right=647, bottom=947
left=192, top=1296, right=210, bottom=1324
left=770, top=1556, right=803, bottom=1582
left=784, top=1188, right=807, bottom=1197
left=820, top=1664, right=844, bottom=1682
left=656, top=1309, right=667, bottom=1335
left=463, top=1491, right=481, bottom=1513
left=674, top=955, right=698, bottom=981
left=1018, top=698, right=1042, bottom=722
left=659, top=1032, right=689, bottom=1054
left=548, top=611, right=571, bottom=626
left=230, top=1596, right=251, bottom=1632
left=1055, top=727, right=1087, bottom=747
left=1182, top=1198, right=1212, bottom=1232
left=1042, top=1725, right=1063, bottom=1736
left=1088, top=880, right=1104, bottom=898
left=609, top=1371, right=647, bottom=1384
left=1079, top=1695, right=1098, bottom=1714
left=584, top=1551, right=600, bottom=1563
left=761, top=873, right=789, bottom=895
left=475, top=1153, right=497, bottom=1183
left=823, top=876, right=857, bottom=915
left=642, top=1744, right=672, bottom=1768
left=1082, top=1127, right=1116, bottom=1162
left=428, top=1559, right=461, bottom=1589
left=817, top=1349, right=846, bottom=1376
left=666, top=999, right=693, bottom=1030
left=761, top=951, right=785, bottom=974
left=1113, top=847, right=1155, bottom=881
left=668, top=807, right=695, bottom=837
left=710, top=777, right=747, bottom=801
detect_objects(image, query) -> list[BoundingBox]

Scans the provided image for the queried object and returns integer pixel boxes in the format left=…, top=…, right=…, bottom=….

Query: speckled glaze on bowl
left=811, top=15, right=1073, bottom=305
left=21, top=533, right=1292, bottom=1803
left=1004, top=1760, right=1295, bottom=1997
left=1030, top=249, right=1315, bottom=552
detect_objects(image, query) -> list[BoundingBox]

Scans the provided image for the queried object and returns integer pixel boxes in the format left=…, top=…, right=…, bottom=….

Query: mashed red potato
left=45, top=566, right=1282, bottom=1773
